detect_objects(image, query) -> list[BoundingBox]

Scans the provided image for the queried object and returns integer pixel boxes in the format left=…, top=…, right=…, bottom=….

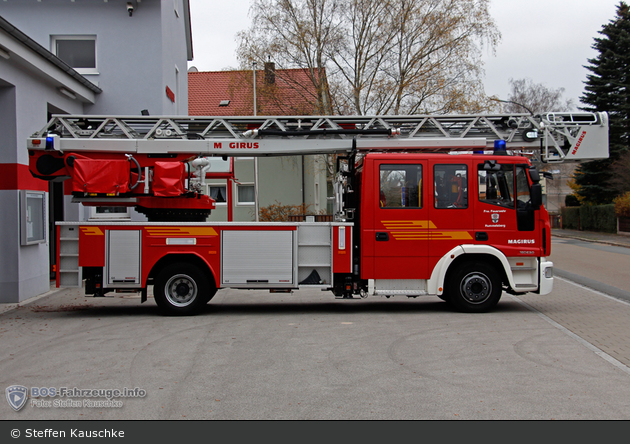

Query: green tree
left=577, top=1, right=630, bottom=204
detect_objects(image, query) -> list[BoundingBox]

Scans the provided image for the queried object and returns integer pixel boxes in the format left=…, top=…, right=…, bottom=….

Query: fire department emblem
left=6, top=385, right=28, bottom=411
left=491, top=214, right=500, bottom=223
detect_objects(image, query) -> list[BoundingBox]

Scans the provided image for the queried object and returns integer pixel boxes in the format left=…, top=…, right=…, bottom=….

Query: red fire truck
left=27, top=113, right=609, bottom=315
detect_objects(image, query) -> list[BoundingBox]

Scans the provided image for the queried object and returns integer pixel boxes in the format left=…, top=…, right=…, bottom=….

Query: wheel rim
left=164, top=274, right=198, bottom=307
left=459, top=272, right=492, bottom=304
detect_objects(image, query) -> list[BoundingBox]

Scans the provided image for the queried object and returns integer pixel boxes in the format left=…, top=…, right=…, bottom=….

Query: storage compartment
left=297, top=225, right=332, bottom=285
left=105, top=230, right=141, bottom=287
left=58, top=225, right=81, bottom=287
left=222, top=230, right=295, bottom=287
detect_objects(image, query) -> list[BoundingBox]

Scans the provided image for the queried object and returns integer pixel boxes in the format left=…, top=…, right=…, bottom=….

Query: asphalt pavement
left=0, top=228, right=629, bottom=420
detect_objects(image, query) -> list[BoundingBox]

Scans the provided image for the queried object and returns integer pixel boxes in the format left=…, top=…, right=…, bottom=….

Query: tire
left=203, top=287, right=218, bottom=304
left=446, top=261, right=502, bottom=313
left=154, top=262, right=211, bottom=315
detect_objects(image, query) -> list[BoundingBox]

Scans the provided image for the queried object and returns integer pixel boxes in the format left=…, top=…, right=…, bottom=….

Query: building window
left=20, top=191, right=47, bottom=245
left=236, top=184, right=255, bottom=205
left=52, top=35, right=97, bottom=74
left=89, top=206, right=130, bottom=220
left=208, top=184, right=227, bottom=205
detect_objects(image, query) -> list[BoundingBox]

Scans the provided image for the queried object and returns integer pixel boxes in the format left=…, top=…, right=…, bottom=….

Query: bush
left=565, top=194, right=580, bottom=207
left=257, top=201, right=325, bottom=222
left=614, top=192, right=630, bottom=218
left=561, top=207, right=580, bottom=229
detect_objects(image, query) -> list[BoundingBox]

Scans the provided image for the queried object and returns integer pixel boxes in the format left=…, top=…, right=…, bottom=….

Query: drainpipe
left=253, top=61, right=259, bottom=222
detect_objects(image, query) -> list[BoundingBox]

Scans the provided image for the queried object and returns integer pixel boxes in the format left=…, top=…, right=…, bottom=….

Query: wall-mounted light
left=127, top=2, right=134, bottom=17
left=0, top=46, right=10, bottom=60
left=58, top=87, right=76, bottom=100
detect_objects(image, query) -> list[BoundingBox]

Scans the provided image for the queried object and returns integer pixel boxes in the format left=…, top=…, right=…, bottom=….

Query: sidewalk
left=552, top=228, right=630, bottom=248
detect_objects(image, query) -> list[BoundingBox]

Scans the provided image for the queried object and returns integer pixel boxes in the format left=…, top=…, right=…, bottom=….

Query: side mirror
left=530, top=183, right=542, bottom=209
left=529, top=168, right=541, bottom=183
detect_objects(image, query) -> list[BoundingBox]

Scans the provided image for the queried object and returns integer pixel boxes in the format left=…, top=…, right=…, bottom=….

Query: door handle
left=376, top=232, right=389, bottom=241
left=475, top=232, right=489, bottom=241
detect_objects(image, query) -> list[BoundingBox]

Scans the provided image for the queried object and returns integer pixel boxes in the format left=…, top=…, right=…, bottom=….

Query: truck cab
left=355, top=152, right=552, bottom=312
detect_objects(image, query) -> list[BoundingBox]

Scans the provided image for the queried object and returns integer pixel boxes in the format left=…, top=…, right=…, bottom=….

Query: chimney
left=264, top=62, right=275, bottom=85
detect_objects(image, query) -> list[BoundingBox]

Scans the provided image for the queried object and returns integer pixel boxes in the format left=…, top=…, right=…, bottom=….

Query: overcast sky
left=187, top=0, right=624, bottom=110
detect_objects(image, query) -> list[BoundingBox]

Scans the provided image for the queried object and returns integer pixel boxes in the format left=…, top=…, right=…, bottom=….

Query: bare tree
left=236, top=0, right=342, bottom=114
left=329, top=0, right=395, bottom=115
left=237, top=0, right=500, bottom=115
left=499, top=78, right=574, bottom=114
left=380, top=0, right=500, bottom=115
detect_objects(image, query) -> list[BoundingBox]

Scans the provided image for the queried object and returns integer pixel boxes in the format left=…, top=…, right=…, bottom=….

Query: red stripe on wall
left=0, top=163, right=48, bottom=192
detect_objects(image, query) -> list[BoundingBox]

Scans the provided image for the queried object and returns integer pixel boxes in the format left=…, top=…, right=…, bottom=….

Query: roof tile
left=188, top=68, right=323, bottom=116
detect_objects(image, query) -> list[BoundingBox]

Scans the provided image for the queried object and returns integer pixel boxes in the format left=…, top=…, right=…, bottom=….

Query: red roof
left=188, top=67, right=324, bottom=116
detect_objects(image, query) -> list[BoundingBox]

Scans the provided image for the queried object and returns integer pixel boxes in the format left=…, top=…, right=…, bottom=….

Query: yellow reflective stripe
left=145, top=227, right=218, bottom=236
left=80, top=227, right=104, bottom=236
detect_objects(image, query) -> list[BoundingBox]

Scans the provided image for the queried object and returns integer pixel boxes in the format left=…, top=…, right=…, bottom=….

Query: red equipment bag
left=72, top=158, right=130, bottom=194
left=152, top=162, right=185, bottom=197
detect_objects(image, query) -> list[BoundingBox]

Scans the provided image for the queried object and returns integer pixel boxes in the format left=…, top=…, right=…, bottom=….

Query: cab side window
left=515, top=166, right=531, bottom=207
left=478, top=164, right=515, bottom=209
left=379, top=164, right=423, bottom=209
left=434, top=164, right=468, bottom=209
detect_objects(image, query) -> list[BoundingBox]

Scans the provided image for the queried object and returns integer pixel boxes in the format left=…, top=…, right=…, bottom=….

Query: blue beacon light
left=494, top=139, right=507, bottom=155
left=45, top=135, right=55, bottom=150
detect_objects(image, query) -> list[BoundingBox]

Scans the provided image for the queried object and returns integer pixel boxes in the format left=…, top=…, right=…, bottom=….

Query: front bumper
left=539, top=260, right=554, bottom=295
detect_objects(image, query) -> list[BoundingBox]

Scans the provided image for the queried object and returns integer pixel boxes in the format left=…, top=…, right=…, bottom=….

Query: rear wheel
left=446, top=261, right=502, bottom=313
left=154, top=262, right=212, bottom=315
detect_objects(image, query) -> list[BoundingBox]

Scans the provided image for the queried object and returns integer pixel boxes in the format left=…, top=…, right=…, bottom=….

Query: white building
left=0, top=0, right=193, bottom=302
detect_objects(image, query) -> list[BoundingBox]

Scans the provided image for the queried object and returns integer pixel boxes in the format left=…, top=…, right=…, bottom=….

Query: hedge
left=561, top=207, right=580, bottom=230
left=561, top=204, right=617, bottom=233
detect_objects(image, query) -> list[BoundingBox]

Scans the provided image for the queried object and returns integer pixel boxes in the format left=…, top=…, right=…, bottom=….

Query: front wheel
left=154, top=263, right=211, bottom=315
left=446, top=262, right=502, bottom=313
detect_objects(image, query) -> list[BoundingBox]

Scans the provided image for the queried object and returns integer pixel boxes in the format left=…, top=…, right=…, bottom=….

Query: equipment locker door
left=365, top=159, right=429, bottom=280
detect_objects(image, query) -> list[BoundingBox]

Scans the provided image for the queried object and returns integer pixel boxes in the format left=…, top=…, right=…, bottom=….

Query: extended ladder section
left=29, top=112, right=609, bottom=162
left=26, top=112, right=609, bottom=221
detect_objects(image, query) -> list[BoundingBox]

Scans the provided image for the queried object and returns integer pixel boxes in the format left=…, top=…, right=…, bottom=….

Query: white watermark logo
left=5, top=386, right=28, bottom=412
left=5, top=385, right=146, bottom=411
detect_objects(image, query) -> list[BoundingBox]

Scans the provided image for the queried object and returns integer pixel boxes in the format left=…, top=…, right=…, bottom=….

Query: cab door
left=364, top=159, right=429, bottom=280
left=428, top=161, right=475, bottom=270
left=475, top=162, right=541, bottom=257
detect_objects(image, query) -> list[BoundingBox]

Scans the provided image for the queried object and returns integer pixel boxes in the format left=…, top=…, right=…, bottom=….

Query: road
left=513, top=236, right=630, bottom=370
left=550, top=237, right=630, bottom=300
left=1, top=236, right=630, bottom=420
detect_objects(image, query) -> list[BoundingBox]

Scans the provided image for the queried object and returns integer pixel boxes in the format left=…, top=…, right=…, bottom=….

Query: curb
left=551, top=232, right=630, bottom=249
left=0, top=287, right=66, bottom=316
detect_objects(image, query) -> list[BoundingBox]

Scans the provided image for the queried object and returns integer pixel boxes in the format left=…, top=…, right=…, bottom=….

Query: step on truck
left=27, top=112, right=609, bottom=315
